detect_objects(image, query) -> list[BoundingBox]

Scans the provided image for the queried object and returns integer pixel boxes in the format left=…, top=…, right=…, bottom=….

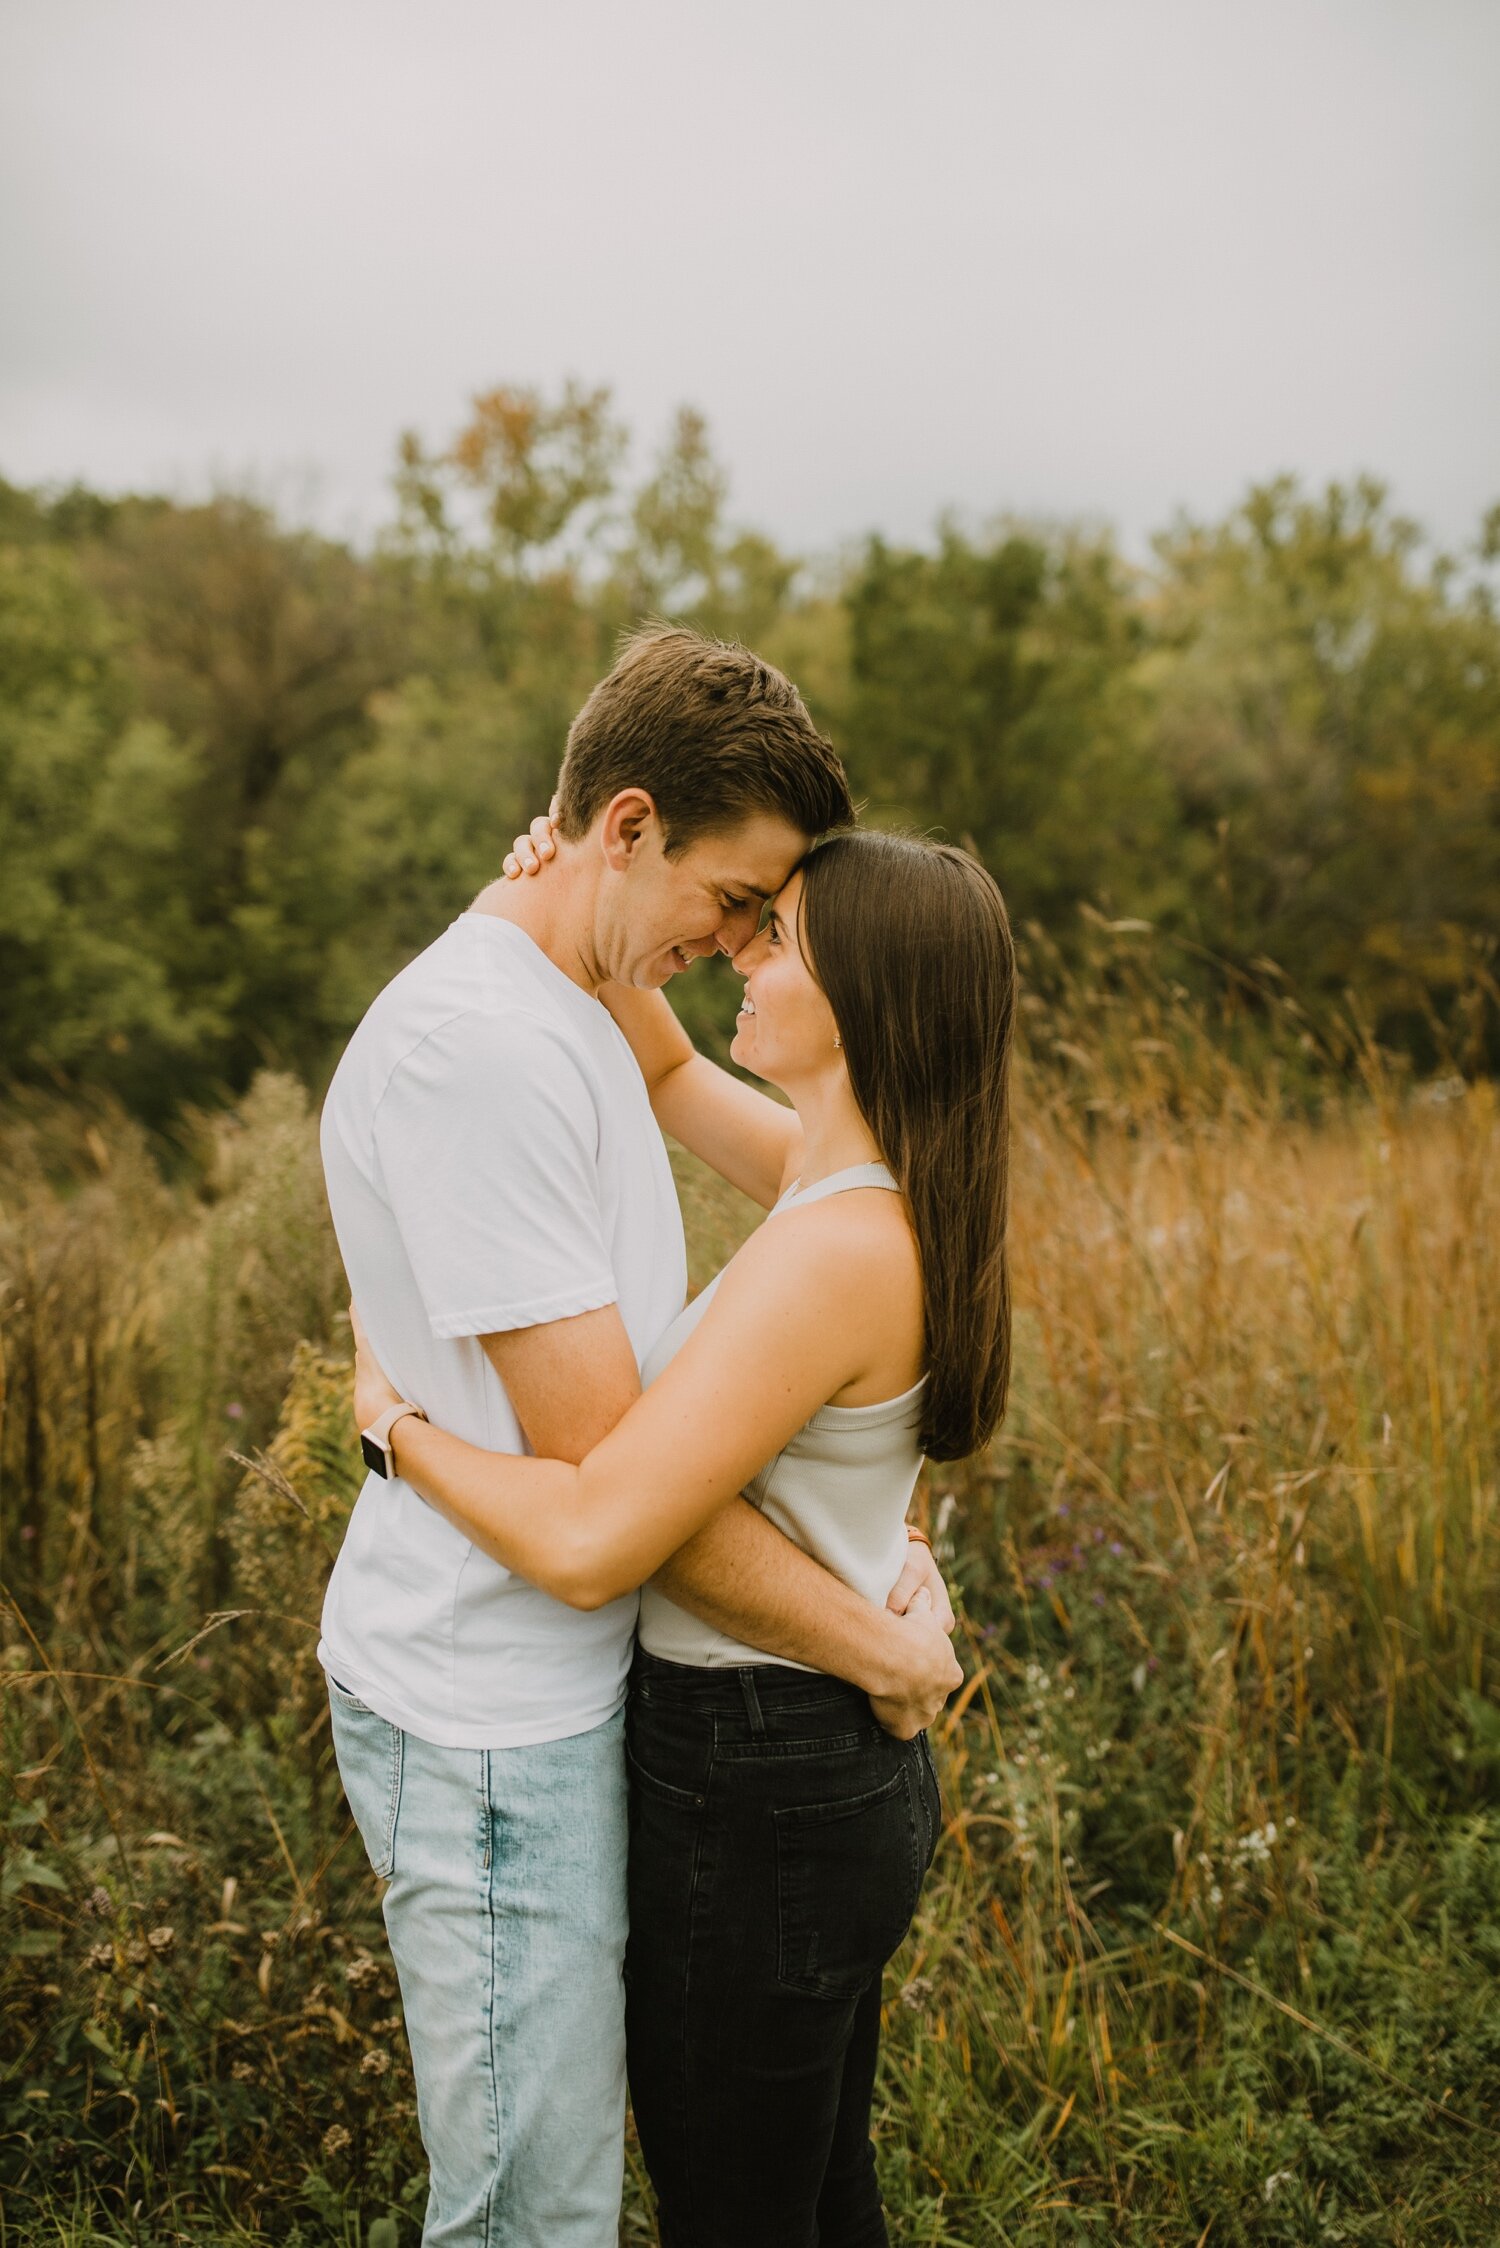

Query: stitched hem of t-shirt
left=317, top=1643, right=630, bottom=1749
left=428, top=1279, right=619, bottom=1340
left=635, top=1601, right=819, bottom=1674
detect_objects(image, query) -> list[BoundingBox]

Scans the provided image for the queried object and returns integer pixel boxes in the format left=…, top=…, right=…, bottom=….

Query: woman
left=350, top=826, right=1015, bottom=2248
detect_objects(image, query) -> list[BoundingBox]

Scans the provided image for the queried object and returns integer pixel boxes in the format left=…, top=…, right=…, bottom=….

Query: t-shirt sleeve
left=372, top=1008, right=618, bottom=1340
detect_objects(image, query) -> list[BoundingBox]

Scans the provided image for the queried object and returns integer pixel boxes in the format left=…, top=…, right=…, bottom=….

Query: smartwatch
left=360, top=1400, right=429, bottom=1480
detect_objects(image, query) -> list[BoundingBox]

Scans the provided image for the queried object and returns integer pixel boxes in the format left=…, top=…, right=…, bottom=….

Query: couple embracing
left=318, top=626, right=1016, bottom=2246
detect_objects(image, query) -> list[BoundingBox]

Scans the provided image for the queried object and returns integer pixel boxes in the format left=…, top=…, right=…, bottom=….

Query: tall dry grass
left=1, top=933, right=1497, bottom=2243
left=887, top=1018, right=1498, bottom=2238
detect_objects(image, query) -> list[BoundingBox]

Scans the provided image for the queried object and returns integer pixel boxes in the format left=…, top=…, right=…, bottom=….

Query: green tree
left=0, top=543, right=212, bottom=1110
left=843, top=523, right=1187, bottom=930
left=1148, top=477, right=1500, bottom=1058
left=315, top=669, right=579, bottom=1026
left=608, top=407, right=798, bottom=647
left=84, top=495, right=405, bottom=1092
left=613, top=405, right=726, bottom=619
left=395, top=380, right=625, bottom=578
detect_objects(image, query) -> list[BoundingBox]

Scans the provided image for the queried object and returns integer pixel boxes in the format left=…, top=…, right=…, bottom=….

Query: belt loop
left=737, top=1667, right=765, bottom=1738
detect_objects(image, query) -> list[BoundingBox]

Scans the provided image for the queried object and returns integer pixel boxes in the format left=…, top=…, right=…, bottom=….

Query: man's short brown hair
left=555, top=625, right=853, bottom=853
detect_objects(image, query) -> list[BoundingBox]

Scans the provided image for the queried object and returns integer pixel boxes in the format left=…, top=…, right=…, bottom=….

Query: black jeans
left=624, top=1650, right=942, bottom=2248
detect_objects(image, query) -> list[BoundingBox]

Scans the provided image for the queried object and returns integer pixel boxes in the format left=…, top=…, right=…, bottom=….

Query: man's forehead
left=694, top=814, right=808, bottom=892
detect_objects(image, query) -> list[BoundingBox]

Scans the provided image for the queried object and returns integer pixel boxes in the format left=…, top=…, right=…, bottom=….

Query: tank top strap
left=775, top=1161, right=899, bottom=1213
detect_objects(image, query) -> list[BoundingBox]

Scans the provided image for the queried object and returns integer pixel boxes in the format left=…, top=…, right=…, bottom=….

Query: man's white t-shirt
left=316, top=911, right=687, bottom=1749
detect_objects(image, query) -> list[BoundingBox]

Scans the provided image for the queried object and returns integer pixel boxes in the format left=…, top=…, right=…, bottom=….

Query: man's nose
left=716, top=906, right=761, bottom=958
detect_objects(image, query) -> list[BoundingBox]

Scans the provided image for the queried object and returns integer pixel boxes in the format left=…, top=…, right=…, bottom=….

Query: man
left=317, top=627, right=960, bottom=2245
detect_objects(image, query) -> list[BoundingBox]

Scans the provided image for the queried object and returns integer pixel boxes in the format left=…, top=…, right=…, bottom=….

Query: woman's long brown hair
left=798, top=831, right=1016, bottom=1462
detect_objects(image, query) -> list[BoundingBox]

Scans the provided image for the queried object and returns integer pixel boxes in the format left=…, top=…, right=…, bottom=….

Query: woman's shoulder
left=721, top=1184, right=919, bottom=1308
left=671, top=1185, right=923, bottom=1405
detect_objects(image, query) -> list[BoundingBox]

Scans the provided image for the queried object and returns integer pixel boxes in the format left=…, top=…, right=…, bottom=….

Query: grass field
left=2, top=944, right=1497, bottom=2244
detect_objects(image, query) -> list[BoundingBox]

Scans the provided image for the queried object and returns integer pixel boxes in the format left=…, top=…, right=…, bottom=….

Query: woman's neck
left=784, top=1073, right=884, bottom=1191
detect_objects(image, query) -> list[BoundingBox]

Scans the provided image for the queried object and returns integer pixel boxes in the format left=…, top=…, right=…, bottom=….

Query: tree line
left=2, top=383, right=1497, bottom=1125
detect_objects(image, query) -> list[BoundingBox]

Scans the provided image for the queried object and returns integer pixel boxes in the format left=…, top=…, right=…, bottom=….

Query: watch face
left=360, top=1432, right=389, bottom=1478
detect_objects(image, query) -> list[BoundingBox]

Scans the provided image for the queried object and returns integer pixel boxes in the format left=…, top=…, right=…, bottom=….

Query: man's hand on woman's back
left=885, top=1538, right=956, bottom=1632
left=868, top=1598, right=963, bottom=1740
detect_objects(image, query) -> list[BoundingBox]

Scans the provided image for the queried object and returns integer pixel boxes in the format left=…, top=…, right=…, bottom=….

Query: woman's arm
left=599, top=986, right=801, bottom=1210
left=363, top=1202, right=891, bottom=1610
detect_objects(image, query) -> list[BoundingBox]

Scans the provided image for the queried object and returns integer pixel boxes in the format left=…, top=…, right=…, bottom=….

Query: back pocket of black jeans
left=775, top=1764, right=919, bottom=2000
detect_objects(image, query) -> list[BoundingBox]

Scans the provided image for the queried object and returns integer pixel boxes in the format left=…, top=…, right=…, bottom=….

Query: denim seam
left=712, top=1730, right=872, bottom=1764
left=635, top=1668, right=868, bottom=1718
left=904, top=1759, right=922, bottom=1902
left=773, top=1765, right=909, bottom=1827
left=676, top=1731, right=719, bottom=2243
left=737, top=1666, right=766, bottom=1738
left=479, top=1748, right=500, bottom=2248
left=383, top=1723, right=405, bottom=1880
left=918, top=1734, right=942, bottom=1866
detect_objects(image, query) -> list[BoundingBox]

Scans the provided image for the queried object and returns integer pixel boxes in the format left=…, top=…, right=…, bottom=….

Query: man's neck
left=469, top=855, right=603, bottom=995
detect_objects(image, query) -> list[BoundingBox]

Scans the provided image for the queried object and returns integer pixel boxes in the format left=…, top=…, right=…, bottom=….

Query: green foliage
left=81, top=494, right=408, bottom=1103
left=0, top=546, right=209, bottom=1105
left=844, top=524, right=1187, bottom=937
left=1146, top=477, right=1500, bottom=1059
left=395, top=381, right=626, bottom=572
left=0, top=494, right=410, bottom=1120
left=4, top=402, right=1498, bottom=1123
left=313, top=652, right=603, bottom=1025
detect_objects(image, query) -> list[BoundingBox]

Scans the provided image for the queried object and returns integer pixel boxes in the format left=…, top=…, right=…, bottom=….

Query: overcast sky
left=3, top=0, right=1497, bottom=561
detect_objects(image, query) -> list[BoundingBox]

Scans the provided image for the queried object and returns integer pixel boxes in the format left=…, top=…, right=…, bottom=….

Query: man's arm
left=481, top=1307, right=957, bottom=1737
left=480, top=1306, right=641, bottom=1464
left=655, top=1505, right=956, bottom=1738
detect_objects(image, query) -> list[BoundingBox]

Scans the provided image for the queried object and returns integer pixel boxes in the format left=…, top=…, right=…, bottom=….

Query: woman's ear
left=599, top=788, right=659, bottom=872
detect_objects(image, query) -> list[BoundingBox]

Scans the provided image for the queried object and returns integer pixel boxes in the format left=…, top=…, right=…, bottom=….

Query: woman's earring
left=834, top=1035, right=842, bottom=1051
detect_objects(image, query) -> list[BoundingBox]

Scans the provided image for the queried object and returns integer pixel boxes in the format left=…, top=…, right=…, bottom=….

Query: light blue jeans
left=328, top=1678, right=628, bottom=2247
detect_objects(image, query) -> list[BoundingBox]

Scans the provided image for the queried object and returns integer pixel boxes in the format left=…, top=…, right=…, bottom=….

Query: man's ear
left=599, top=789, right=660, bottom=872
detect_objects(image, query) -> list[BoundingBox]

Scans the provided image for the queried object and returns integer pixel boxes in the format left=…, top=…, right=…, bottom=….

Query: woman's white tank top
left=637, top=1161, right=926, bottom=1671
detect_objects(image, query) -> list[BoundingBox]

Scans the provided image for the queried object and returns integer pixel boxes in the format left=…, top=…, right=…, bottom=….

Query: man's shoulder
left=353, top=998, right=592, bottom=1131
left=336, top=927, right=594, bottom=1103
